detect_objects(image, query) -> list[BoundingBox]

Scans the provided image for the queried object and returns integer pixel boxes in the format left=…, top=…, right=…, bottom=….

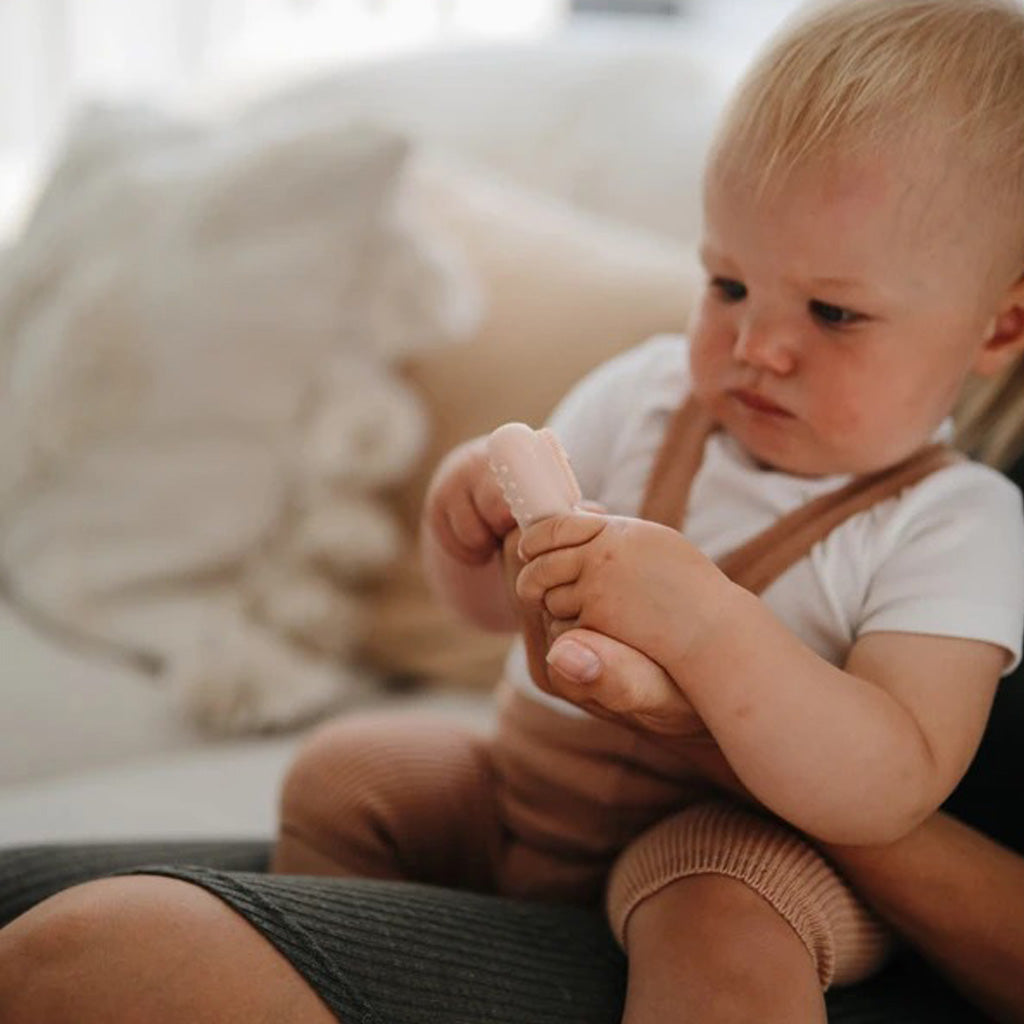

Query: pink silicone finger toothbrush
left=486, top=422, right=583, bottom=529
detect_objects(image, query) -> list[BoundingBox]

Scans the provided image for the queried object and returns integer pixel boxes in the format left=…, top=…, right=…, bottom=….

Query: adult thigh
left=0, top=874, right=339, bottom=1024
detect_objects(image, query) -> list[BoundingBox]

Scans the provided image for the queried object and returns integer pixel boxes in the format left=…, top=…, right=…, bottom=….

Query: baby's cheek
left=814, top=392, right=866, bottom=440
left=688, top=321, right=730, bottom=393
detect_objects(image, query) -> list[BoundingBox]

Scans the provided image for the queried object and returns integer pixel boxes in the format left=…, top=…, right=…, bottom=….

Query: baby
left=274, top=2, right=1024, bottom=1021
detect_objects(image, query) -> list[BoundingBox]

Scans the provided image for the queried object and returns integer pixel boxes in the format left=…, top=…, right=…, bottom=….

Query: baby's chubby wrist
left=657, top=567, right=752, bottom=695
left=663, top=585, right=761, bottom=704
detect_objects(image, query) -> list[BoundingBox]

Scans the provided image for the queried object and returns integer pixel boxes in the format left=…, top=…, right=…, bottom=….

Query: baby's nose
left=732, top=318, right=798, bottom=375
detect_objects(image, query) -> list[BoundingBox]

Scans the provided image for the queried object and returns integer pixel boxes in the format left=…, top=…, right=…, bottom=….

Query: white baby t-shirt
left=505, top=335, right=1024, bottom=715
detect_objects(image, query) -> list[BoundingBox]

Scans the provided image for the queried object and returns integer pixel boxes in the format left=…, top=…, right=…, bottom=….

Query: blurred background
left=0, top=0, right=808, bottom=842
left=0, top=0, right=807, bottom=239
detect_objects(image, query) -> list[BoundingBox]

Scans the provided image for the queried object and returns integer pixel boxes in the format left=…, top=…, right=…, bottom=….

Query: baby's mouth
left=729, top=388, right=794, bottom=417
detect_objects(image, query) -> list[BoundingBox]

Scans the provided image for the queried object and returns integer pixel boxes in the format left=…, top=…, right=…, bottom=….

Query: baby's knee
left=281, top=713, right=489, bottom=814
left=619, top=874, right=830, bottom=1023
left=279, top=713, right=415, bottom=823
left=276, top=712, right=494, bottom=876
left=607, top=801, right=891, bottom=989
left=623, top=873, right=807, bottom=973
left=0, top=876, right=185, bottom=1023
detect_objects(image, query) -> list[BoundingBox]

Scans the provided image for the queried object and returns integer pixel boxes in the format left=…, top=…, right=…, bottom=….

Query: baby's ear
left=975, top=272, right=1024, bottom=376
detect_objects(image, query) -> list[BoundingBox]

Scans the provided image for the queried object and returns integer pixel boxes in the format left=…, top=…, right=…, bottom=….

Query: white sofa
left=0, top=28, right=731, bottom=846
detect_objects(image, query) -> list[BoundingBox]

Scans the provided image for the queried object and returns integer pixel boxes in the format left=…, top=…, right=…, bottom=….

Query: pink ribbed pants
left=276, top=683, right=891, bottom=989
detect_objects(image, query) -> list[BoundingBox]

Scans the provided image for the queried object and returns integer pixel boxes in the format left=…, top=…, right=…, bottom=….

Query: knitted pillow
left=0, top=104, right=478, bottom=732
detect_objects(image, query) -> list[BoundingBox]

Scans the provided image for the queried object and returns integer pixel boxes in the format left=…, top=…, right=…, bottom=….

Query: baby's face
left=689, top=148, right=1010, bottom=476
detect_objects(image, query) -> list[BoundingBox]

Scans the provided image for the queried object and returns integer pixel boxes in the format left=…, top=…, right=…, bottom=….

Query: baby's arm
left=677, top=601, right=1003, bottom=844
left=518, top=513, right=1005, bottom=845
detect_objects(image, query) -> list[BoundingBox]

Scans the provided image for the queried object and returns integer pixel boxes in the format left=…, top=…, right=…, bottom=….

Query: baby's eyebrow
left=803, top=274, right=901, bottom=311
left=698, top=245, right=732, bottom=270
left=806, top=275, right=866, bottom=292
left=699, top=245, right=883, bottom=301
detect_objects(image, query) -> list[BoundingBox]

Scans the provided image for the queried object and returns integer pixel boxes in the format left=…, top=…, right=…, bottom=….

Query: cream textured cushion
left=0, top=109, right=699, bottom=729
left=0, top=105, right=475, bottom=662
left=358, top=151, right=700, bottom=690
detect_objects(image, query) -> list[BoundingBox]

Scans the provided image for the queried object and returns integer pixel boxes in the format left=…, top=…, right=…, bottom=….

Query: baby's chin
left=735, top=433, right=920, bottom=479
left=702, top=393, right=879, bottom=477
left=721, top=423, right=854, bottom=479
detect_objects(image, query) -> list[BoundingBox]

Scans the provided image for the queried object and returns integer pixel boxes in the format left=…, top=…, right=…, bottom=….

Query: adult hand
left=544, top=627, right=710, bottom=740
left=543, top=627, right=751, bottom=798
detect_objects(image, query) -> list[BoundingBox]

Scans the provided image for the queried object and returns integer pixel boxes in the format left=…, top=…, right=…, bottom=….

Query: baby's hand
left=422, top=439, right=518, bottom=567
left=516, top=512, right=726, bottom=675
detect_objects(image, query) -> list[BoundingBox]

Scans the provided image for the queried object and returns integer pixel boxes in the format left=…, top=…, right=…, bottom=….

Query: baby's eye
left=809, top=300, right=864, bottom=327
left=711, top=277, right=747, bottom=302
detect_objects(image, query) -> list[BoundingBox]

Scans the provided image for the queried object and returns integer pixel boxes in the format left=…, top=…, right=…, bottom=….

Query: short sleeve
left=858, top=463, right=1024, bottom=675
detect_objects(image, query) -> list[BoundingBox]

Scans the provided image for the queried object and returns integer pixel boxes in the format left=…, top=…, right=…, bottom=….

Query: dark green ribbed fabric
left=0, top=841, right=989, bottom=1023
left=0, top=840, right=268, bottom=926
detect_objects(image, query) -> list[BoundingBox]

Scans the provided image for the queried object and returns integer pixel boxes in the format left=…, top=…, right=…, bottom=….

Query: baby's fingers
left=439, top=492, right=499, bottom=563
left=516, top=548, right=585, bottom=604
left=519, top=512, right=607, bottom=561
left=473, top=475, right=519, bottom=536
left=539, top=584, right=580, bottom=621
left=546, top=617, right=580, bottom=641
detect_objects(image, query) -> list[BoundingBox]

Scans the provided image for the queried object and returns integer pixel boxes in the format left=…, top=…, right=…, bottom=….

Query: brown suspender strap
left=716, top=442, right=963, bottom=595
left=639, top=396, right=963, bottom=595
left=638, top=396, right=717, bottom=530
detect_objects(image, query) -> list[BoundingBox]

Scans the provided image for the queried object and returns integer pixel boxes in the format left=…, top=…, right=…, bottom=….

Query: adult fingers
left=546, top=628, right=707, bottom=738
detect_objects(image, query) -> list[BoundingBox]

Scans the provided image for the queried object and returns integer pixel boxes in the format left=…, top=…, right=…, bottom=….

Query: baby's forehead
left=709, top=134, right=988, bottom=242
left=714, top=114, right=948, bottom=191
left=703, top=143, right=1012, bottom=289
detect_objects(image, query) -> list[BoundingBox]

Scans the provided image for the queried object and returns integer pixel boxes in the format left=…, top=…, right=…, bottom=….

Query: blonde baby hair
left=708, top=0, right=1024, bottom=470
left=710, top=0, right=1024, bottom=210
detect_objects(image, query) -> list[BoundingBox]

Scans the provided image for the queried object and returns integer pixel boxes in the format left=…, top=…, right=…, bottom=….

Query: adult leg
left=0, top=840, right=269, bottom=928
left=0, top=841, right=983, bottom=1024
left=0, top=875, right=338, bottom=1024
left=273, top=712, right=500, bottom=888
